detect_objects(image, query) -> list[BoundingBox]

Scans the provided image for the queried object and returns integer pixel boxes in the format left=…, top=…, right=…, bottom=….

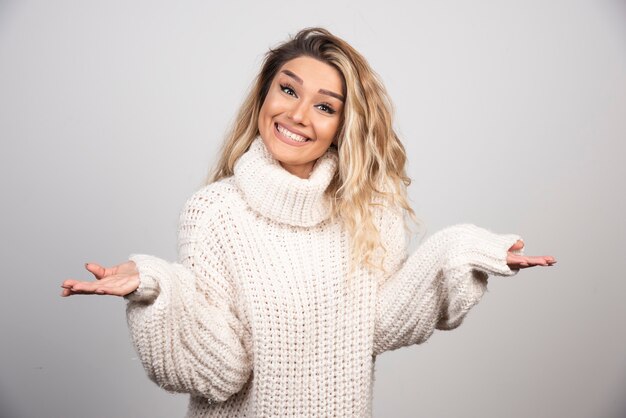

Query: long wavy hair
left=207, top=27, right=422, bottom=275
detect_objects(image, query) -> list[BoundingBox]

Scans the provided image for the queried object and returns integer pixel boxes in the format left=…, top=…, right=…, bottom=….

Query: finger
left=509, top=256, right=556, bottom=269
left=61, top=279, right=81, bottom=288
left=85, top=263, right=113, bottom=280
left=83, top=285, right=126, bottom=297
left=508, top=239, right=525, bottom=252
left=97, top=278, right=139, bottom=297
left=62, top=277, right=110, bottom=293
left=62, top=287, right=85, bottom=297
left=518, top=256, right=546, bottom=266
left=545, top=256, right=557, bottom=264
left=75, top=275, right=131, bottom=296
left=508, top=253, right=556, bottom=265
left=61, top=285, right=112, bottom=297
left=61, top=288, right=81, bottom=297
left=70, top=280, right=102, bottom=294
left=94, top=286, right=124, bottom=297
left=539, top=256, right=557, bottom=266
left=526, top=255, right=555, bottom=266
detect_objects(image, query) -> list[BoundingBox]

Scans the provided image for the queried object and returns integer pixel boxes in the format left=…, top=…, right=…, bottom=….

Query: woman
left=61, top=27, right=555, bottom=417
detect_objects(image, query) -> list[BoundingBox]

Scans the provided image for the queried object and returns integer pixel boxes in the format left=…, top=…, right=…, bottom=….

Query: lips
left=275, top=122, right=312, bottom=142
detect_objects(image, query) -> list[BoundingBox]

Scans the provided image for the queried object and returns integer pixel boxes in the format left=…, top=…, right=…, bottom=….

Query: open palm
left=61, top=261, right=139, bottom=297
left=506, top=240, right=556, bottom=269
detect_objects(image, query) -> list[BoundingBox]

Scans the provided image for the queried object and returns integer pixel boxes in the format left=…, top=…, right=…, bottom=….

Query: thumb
left=508, top=239, right=524, bottom=252
left=85, top=262, right=109, bottom=280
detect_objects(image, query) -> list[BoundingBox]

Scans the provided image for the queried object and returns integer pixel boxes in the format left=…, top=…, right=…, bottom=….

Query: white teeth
left=277, top=124, right=308, bottom=142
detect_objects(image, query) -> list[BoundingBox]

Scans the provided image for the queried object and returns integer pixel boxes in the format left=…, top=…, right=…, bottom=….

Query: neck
left=280, top=161, right=315, bottom=179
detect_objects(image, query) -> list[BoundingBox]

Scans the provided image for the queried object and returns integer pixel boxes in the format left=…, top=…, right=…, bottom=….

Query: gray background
left=1, top=0, right=625, bottom=417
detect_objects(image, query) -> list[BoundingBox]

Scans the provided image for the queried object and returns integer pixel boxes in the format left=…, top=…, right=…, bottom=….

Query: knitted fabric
left=125, top=136, right=524, bottom=417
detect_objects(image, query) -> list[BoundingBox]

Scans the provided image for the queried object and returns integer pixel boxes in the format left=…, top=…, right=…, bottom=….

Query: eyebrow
left=280, top=69, right=345, bottom=102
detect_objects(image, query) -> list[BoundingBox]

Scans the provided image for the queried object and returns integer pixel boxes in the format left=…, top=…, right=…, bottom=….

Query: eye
left=279, top=83, right=297, bottom=97
left=316, top=103, right=336, bottom=115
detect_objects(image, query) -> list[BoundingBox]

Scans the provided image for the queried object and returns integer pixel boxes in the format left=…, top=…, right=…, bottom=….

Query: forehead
left=277, top=56, right=344, bottom=92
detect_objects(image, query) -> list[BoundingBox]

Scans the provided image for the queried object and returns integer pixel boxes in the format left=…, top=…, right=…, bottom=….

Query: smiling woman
left=60, top=27, right=555, bottom=418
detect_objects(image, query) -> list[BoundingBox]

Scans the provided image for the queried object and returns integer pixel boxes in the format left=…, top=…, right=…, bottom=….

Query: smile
left=275, top=123, right=312, bottom=144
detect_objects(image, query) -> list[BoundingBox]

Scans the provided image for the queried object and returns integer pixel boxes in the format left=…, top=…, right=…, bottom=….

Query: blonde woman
left=61, top=27, right=555, bottom=417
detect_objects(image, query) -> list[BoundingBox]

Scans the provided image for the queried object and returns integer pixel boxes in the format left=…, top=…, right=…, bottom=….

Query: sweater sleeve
left=124, top=187, right=253, bottom=402
left=373, top=216, right=524, bottom=356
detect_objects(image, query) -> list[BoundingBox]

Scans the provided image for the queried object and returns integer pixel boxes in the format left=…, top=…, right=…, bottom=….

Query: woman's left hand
left=507, top=239, right=556, bottom=269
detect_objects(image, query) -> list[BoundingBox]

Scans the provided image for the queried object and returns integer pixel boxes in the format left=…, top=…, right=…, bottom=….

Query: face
left=258, top=55, right=345, bottom=179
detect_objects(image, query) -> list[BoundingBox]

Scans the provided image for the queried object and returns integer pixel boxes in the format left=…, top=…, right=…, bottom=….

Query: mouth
left=274, top=122, right=312, bottom=143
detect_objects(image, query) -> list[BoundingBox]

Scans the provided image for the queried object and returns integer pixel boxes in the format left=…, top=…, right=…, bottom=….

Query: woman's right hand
left=61, top=261, right=140, bottom=297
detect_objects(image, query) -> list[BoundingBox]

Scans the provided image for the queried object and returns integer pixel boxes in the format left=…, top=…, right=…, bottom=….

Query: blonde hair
left=208, top=27, right=422, bottom=275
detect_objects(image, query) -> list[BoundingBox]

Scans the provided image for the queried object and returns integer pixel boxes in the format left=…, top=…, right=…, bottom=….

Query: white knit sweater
left=125, top=136, right=524, bottom=418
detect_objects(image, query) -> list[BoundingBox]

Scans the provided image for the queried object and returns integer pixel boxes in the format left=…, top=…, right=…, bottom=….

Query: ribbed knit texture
left=125, top=136, right=524, bottom=417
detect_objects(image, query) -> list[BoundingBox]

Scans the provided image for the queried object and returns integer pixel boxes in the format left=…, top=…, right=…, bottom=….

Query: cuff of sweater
left=123, top=254, right=162, bottom=303
left=445, top=223, right=524, bottom=278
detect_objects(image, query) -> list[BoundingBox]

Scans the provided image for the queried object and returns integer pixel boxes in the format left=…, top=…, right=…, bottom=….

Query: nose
left=287, top=100, right=309, bottom=125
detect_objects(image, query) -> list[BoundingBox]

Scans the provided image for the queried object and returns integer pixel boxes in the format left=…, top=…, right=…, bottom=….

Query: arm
left=373, top=214, right=523, bottom=356
left=124, top=186, right=252, bottom=402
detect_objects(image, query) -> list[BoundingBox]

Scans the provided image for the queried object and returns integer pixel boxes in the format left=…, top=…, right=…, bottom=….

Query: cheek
left=259, top=98, right=279, bottom=134
left=261, top=91, right=285, bottom=115
left=319, top=118, right=341, bottom=139
left=258, top=98, right=270, bottom=122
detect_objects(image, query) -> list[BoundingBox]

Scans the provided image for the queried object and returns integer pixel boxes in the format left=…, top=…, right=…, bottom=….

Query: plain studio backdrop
left=1, top=1, right=625, bottom=417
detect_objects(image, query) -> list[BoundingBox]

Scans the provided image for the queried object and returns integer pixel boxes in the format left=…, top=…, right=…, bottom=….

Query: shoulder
left=179, top=177, right=241, bottom=231
left=370, top=194, right=406, bottom=236
left=184, top=177, right=239, bottom=209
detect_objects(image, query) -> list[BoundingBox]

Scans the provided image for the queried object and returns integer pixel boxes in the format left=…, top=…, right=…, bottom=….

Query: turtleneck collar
left=233, top=136, right=339, bottom=227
